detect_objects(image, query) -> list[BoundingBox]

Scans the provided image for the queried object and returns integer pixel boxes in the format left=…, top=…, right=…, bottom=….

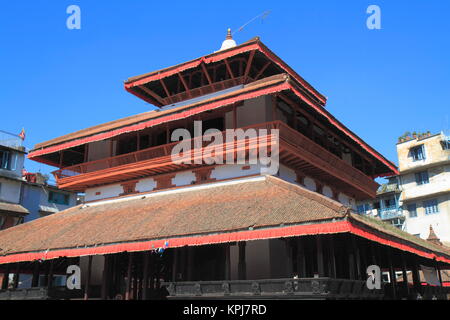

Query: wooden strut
left=243, top=50, right=255, bottom=83
left=139, top=85, right=166, bottom=106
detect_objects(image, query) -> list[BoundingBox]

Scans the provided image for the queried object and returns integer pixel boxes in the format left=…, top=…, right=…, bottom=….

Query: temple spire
left=218, top=28, right=237, bottom=51
left=427, top=225, right=442, bottom=246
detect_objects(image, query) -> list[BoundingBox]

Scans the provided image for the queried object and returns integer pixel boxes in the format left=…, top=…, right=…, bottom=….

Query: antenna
left=233, top=10, right=271, bottom=36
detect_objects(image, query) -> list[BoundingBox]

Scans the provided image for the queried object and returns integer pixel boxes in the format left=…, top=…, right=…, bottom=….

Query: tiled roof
left=0, top=176, right=347, bottom=257
left=30, top=74, right=288, bottom=152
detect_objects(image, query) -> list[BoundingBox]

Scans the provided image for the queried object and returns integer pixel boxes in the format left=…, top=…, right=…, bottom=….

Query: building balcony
left=379, top=206, right=404, bottom=221
left=52, top=121, right=379, bottom=199
left=0, top=130, right=24, bottom=151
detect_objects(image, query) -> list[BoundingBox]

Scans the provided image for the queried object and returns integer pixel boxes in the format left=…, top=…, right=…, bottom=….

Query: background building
left=399, top=131, right=450, bottom=246
left=357, top=131, right=450, bottom=246
left=0, top=130, right=29, bottom=229
left=0, top=129, right=78, bottom=289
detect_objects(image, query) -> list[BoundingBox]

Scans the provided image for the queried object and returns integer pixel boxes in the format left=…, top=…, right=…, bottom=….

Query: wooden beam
left=254, top=61, right=271, bottom=81
left=201, top=63, right=213, bottom=84
left=224, top=59, right=235, bottom=80
left=178, top=73, right=190, bottom=92
left=243, top=50, right=255, bottom=82
left=159, top=78, right=171, bottom=98
left=139, top=85, right=166, bottom=106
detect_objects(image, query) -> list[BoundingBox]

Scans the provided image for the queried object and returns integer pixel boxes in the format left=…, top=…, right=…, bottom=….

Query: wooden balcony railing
left=53, top=120, right=379, bottom=198
left=162, top=278, right=385, bottom=299
left=165, top=76, right=245, bottom=105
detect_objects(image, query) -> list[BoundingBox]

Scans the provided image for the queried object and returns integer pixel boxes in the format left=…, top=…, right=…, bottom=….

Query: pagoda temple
left=0, top=32, right=449, bottom=300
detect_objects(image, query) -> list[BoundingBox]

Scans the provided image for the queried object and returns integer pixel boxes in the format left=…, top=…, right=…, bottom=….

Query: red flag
left=19, top=128, right=25, bottom=140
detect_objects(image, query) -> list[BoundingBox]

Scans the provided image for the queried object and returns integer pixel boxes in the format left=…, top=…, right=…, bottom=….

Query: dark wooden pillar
left=47, top=260, right=54, bottom=289
left=84, top=256, right=93, bottom=300
left=238, top=242, right=246, bottom=280
left=101, top=255, right=111, bottom=300
left=224, top=244, right=231, bottom=280
left=348, top=244, right=356, bottom=280
left=352, top=236, right=362, bottom=280
left=388, top=248, right=397, bottom=299
left=142, top=252, right=150, bottom=300
left=187, top=247, right=194, bottom=281
left=401, top=253, right=410, bottom=298
left=316, top=235, right=325, bottom=277
left=1, top=264, right=10, bottom=289
left=285, top=239, right=293, bottom=277
left=370, top=242, right=377, bottom=265
left=328, top=235, right=336, bottom=278
left=133, top=256, right=139, bottom=299
left=125, top=253, right=133, bottom=300
left=271, top=95, right=278, bottom=121
left=296, top=237, right=306, bottom=278
left=13, top=263, right=20, bottom=289
left=149, top=253, right=155, bottom=297
left=171, top=249, right=178, bottom=281
left=436, top=261, right=443, bottom=297
left=411, top=260, right=421, bottom=295
left=31, top=261, right=40, bottom=287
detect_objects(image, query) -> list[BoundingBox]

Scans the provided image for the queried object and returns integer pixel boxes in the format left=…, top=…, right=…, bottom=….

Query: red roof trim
left=125, top=43, right=260, bottom=88
left=28, top=82, right=290, bottom=160
left=125, top=41, right=326, bottom=106
left=348, top=220, right=450, bottom=264
left=29, top=80, right=397, bottom=176
left=1, top=219, right=449, bottom=265
left=0, top=221, right=350, bottom=264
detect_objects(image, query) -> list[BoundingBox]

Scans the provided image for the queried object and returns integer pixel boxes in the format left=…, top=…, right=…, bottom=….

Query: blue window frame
left=407, top=203, right=417, bottom=218
left=48, top=191, right=69, bottom=205
left=424, top=199, right=439, bottom=215
left=0, top=150, right=10, bottom=170
left=357, top=203, right=371, bottom=214
left=410, top=145, right=425, bottom=161
left=415, top=171, right=429, bottom=185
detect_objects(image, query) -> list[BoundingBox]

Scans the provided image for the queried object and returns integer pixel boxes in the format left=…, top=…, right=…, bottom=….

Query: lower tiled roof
left=0, top=176, right=448, bottom=264
left=0, top=176, right=346, bottom=257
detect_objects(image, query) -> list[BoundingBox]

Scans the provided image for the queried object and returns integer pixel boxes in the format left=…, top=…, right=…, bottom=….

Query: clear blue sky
left=1, top=1, right=449, bottom=179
